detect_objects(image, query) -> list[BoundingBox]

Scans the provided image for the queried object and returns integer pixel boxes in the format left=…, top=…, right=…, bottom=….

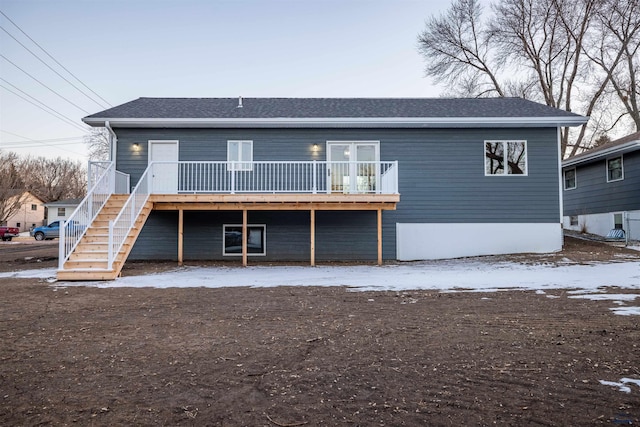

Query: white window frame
left=563, top=168, right=577, bottom=190
left=484, top=140, right=528, bottom=176
left=227, top=140, right=253, bottom=171
left=57, top=207, right=66, bottom=217
left=222, top=224, right=266, bottom=256
left=606, top=155, right=624, bottom=183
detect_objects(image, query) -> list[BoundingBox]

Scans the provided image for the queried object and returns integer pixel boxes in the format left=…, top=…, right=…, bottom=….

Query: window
left=570, top=215, right=578, bottom=226
left=485, top=140, right=527, bottom=175
left=223, top=224, right=266, bottom=256
left=57, top=208, right=66, bottom=217
left=607, top=156, right=623, bottom=182
left=614, top=213, right=623, bottom=229
left=31, top=204, right=37, bottom=211
left=227, top=140, right=253, bottom=171
left=563, top=168, right=576, bottom=190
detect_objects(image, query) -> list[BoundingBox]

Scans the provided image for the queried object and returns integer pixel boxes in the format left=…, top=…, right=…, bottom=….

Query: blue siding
left=563, top=150, right=640, bottom=216
left=116, top=127, right=560, bottom=261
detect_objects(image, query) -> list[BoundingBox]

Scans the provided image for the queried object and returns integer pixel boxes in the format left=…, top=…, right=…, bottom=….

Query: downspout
left=557, top=127, right=565, bottom=247
left=105, top=120, right=117, bottom=164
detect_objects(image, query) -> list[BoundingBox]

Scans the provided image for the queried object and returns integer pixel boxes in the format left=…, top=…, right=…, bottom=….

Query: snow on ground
left=2, top=258, right=639, bottom=294
left=3, top=259, right=640, bottom=317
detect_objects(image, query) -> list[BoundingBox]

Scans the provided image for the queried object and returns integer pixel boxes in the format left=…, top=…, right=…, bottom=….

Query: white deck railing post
left=58, top=220, right=65, bottom=270
left=312, top=160, right=317, bottom=194
left=107, top=220, right=114, bottom=270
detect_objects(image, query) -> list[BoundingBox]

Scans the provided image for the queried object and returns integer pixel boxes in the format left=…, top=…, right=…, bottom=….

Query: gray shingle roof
left=85, top=97, right=583, bottom=121
left=563, top=131, right=640, bottom=167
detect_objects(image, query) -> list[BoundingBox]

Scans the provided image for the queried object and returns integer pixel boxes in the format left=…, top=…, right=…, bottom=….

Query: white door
left=326, top=141, right=379, bottom=193
left=149, top=141, right=178, bottom=194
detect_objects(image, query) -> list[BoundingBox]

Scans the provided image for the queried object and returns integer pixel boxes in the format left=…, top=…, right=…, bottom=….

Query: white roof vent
left=237, top=96, right=243, bottom=108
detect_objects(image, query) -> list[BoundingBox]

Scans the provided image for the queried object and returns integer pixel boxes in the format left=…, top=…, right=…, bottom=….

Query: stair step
left=64, top=260, right=109, bottom=269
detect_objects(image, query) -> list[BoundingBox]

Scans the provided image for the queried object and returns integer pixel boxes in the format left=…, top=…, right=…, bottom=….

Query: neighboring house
left=562, top=131, right=640, bottom=240
left=57, top=97, right=586, bottom=280
left=45, top=198, right=82, bottom=224
left=3, top=191, right=45, bottom=232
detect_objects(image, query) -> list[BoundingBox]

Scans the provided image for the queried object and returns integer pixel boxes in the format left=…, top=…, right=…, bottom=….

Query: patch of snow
left=599, top=378, right=640, bottom=393
left=0, top=269, right=57, bottom=279
left=610, top=306, right=640, bottom=316
left=569, top=294, right=640, bottom=301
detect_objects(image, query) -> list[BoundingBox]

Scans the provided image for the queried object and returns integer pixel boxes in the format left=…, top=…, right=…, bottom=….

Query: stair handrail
left=59, top=161, right=117, bottom=270
left=107, top=163, right=152, bottom=270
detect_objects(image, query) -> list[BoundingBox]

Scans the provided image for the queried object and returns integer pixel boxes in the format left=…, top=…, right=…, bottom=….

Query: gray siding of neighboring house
left=116, top=127, right=560, bottom=261
left=563, top=150, right=640, bottom=216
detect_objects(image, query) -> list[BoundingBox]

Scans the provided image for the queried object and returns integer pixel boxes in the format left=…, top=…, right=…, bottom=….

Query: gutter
left=563, top=140, right=640, bottom=168
left=83, top=116, right=589, bottom=129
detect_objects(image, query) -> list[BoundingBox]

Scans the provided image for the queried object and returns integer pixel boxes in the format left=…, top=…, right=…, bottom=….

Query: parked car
left=30, top=221, right=61, bottom=240
left=0, top=226, right=20, bottom=241
left=30, top=220, right=85, bottom=241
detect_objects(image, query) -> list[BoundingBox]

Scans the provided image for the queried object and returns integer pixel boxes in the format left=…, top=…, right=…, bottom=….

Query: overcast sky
left=0, top=0, right=454, bottom=162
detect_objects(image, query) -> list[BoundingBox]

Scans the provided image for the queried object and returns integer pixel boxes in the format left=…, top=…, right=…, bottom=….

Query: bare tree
left=417, top=0, right=505, bottom=97
left=0, top=151, right=26, bottom=224
left=84, top=127, right=110, bottom=160
left=19, top=156, right=86, bottom=203
left=584, top=0, right=640, bottom=133
left=417, top=0, right=619, bottom=157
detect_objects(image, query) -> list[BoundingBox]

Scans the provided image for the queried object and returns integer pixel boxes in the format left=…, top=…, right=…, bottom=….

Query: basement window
left=223, top=224, right=266, bottom=256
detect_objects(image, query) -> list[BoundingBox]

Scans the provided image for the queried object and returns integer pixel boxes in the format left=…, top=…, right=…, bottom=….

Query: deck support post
left=377, top=208, right=382, bottom=266
left=178, top=209, right=184, bottom=266
left=242, top=209, right=248, bottom=267
left=310, top=209, right=316, bottom=267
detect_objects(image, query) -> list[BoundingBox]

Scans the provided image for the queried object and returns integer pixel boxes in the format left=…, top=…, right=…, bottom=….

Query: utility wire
left=0, top=10, right=112, bottom=108
left=0, top=83, right=89, bottom=133
left=0, top=77, right=87, bottom=131
left=0, top=136, right=85, bottom=144
left=0, top=130, right=86, bottom=156
left=0, top=25, right=110, bottom=110
left=0, top=53, right=91, bottom=114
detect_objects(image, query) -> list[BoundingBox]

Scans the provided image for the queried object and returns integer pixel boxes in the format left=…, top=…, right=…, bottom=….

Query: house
left=2, top=191, right=45, bottom=232
left=45, top=198, right=82, bottom=224
left=562, top=131, right=640, bottom=240
left=57, top=97, right=587, bottom=280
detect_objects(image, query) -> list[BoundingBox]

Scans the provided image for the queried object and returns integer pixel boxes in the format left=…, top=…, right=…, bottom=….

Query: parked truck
left=0, top=226, right=20, bottom=241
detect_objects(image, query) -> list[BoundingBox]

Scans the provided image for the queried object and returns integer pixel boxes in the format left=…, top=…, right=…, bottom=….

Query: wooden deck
left=57, top=192, right=400, bottom=280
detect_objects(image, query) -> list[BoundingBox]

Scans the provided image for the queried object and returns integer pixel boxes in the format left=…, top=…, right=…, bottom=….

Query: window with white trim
left=57, top=208, right=66, bottom=217
left=227, top=140, right=253, bottom=171
left=485, top=140, right=527, bottom=175
left=607, top=156, right=623, bottom=182
left=564, top=168, right=576, bottom=190
left=223, top=224, right=266, bottom=256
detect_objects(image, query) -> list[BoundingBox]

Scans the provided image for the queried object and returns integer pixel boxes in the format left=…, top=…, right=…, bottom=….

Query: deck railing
left=107, top=166, right=152, bottom=270
left=148, top=160, right=399, bottom=194
left=59, top=162, right=123, bottom=269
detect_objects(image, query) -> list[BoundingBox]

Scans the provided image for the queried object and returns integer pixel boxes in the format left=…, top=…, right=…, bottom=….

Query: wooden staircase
left=57, top=195, right=153, bottom=281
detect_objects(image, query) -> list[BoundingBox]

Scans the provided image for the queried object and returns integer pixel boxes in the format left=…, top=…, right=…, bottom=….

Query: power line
left=0, top=53, right=91, bottom=114
left=0, top=24, right=110, bottom=110
left=0, top=135, right=85, bottom=148
left=0, top=10, right=112, bottom=108
left=0, top=130, right=86, bottom=156
left=0, top=77, right=88, bottom=130
left=0, top=83, right=89, bottom=133
left=0, top=135, right=85, bottom=144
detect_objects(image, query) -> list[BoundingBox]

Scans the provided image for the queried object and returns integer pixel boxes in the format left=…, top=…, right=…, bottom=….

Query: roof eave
left=83, top=116, right=588, bottom=129
left=563, top=140, right=640, bottom=167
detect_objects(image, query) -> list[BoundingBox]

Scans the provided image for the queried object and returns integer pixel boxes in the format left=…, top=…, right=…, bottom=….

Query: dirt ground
left=1, top=236, right=640, bottom=425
